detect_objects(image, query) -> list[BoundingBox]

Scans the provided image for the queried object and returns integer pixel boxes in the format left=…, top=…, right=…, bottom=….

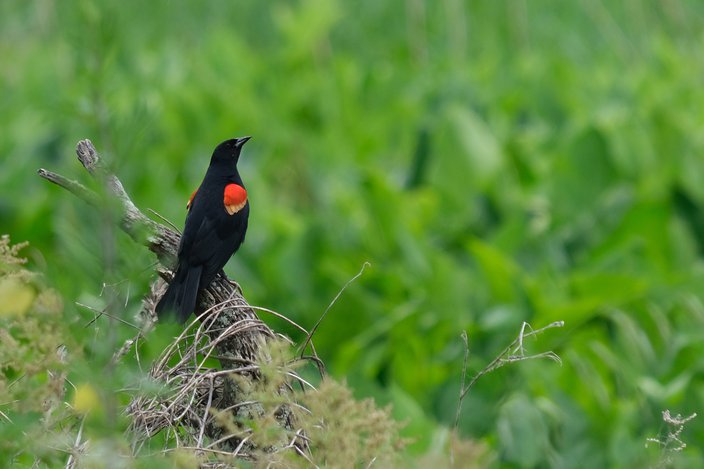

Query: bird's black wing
left=180, top=203, right=249, bottom=285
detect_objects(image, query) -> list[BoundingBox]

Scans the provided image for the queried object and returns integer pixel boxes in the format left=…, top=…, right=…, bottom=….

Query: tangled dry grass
left=126, top=293, right=404, bottom=468
left=127, top=293, right=308, bottom=463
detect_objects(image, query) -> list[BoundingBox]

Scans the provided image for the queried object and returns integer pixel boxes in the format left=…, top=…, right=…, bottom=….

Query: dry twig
left=453, top=320, right=564, bottom=430
left=646, top=409, right=697, bottom=467
left=299, top=261, right=371, bottom=360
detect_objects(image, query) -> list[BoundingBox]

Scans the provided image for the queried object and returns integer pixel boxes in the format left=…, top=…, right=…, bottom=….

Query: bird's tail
left=155, top=264, right=203, bottom=323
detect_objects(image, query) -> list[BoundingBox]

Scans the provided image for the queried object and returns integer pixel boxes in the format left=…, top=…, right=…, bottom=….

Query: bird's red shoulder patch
left=224, top=184, right=247, bottom=215
left=186, top=189, right=198, bottom=210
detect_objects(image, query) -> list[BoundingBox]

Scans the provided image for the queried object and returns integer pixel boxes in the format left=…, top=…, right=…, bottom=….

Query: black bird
left=156, top=137, right=251, bottom=323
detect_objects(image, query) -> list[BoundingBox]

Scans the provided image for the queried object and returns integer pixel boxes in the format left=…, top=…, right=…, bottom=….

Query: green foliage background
left=2, top=0, right=704, bottom=466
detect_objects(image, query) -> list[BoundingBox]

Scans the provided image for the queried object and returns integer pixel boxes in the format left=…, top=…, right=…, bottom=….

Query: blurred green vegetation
left=2, top=0, right=704, bottom=466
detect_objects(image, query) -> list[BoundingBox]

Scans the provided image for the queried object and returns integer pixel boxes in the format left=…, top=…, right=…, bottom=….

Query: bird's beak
left=235, top=136, right=251, bottom=148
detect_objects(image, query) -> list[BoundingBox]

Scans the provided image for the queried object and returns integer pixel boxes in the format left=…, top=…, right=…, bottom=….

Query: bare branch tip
left=76, top=139, right=99, bottom=170
left=76, top=138, right=95, bottom=153
left=37, top=168, right=60, bottom=182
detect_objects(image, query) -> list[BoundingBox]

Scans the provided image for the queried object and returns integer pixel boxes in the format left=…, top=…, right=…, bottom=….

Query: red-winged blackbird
left=156, top=137, right=251, bottom=323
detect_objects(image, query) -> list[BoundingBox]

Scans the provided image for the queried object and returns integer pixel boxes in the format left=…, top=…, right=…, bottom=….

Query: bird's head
left=211, top=136, right=251, bottom=164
